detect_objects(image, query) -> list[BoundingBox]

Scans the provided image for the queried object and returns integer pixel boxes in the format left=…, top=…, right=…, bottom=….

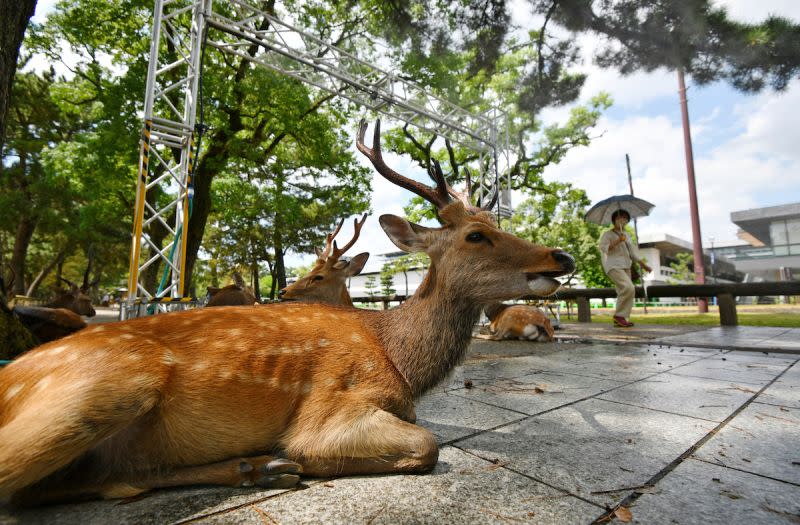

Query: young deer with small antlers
left=0, top=120, right=573, bottom=506
left=206, top=272, right=258, bottom=307
left=279, top=214, right=369, bottom=306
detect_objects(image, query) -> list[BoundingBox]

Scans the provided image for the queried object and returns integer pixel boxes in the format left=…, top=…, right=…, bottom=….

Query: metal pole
left=677, top=68, right=708, bottom=313
left=625, top=153, right=647, bottom=313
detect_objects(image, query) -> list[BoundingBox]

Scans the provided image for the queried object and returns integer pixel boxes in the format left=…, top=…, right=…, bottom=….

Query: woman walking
left=598, top=209, right=652, bottom=327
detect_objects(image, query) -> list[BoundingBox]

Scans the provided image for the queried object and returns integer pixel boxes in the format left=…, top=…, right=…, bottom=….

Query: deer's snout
left=278, top=288, right=287, bottom=299
left=551, top=250, right=575, bottom=274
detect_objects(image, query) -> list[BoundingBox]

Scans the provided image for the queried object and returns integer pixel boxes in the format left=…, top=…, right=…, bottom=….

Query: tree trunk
left=9, top=216, right=37, bottom=296
left=0, top=0, right=37, bottom=152
left=251, top=257, right=261, bottom=302
left=26, top=248, right=66, bottom=296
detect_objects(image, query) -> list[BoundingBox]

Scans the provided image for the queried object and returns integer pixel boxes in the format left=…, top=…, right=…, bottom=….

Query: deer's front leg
left=286, top=408, right=438, bottom=477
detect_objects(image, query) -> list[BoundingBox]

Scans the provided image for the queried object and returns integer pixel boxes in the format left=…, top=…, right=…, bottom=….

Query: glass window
left=787, top=219, right=800, bottom=244
left=770, top=221, right=788, bottom=245
left=773, top=245, right=789, bottom=256
left=790, top=244, right=800, bottom=256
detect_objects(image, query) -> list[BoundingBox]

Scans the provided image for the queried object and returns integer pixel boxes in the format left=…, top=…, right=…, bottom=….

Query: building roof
left=731, top=202, right=800, bottom=246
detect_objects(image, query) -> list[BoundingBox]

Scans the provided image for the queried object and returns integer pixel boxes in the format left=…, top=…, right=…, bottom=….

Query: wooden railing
left=545, top=282, right=800, bottom=326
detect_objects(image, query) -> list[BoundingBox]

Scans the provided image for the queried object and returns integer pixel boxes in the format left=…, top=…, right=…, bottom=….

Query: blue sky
left=29, top=0, right=800, bottom=269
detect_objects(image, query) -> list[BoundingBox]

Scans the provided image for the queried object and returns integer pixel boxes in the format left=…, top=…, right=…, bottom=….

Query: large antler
left=316, top=218, right=345, bottom=261
left=429, top=161, right=498, bottom=213
left=357, top=119, right=451, bottom=209
left=331, top=213, right=368, bottom=260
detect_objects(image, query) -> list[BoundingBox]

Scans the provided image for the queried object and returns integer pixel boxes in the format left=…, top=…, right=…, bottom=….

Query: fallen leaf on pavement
left=614, top=506, right=633, bottom=522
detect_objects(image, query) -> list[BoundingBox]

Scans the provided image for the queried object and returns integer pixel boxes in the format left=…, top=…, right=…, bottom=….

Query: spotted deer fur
left=484, top=303, right=555, bottom=341
left=0, top=120, right=574, bottom=506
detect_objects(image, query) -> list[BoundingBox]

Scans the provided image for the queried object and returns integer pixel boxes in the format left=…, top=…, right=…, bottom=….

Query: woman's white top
left=598, top=229, right=640, bottom=272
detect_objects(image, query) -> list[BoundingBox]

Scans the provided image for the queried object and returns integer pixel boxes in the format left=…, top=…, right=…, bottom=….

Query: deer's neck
left=370, top=268, right=481, bottom=398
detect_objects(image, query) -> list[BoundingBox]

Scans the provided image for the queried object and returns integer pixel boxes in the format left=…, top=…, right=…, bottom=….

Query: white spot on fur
left=294, top=316, right=309, bottom=323
left=34, top=375, right=52, bottom=391
left=317, top=339, right=329, bottom=348
left=64, top=352, right=79, bottom=363
left=350, top=333, right=363, bottom=343
left=301, top=383, right=312, bottom=394
left=92, top=325, right=106, bottom=332
left=267, top=377, right=279, bottom=388
left=363, top=360, right=376, bottom=373
left=303, top=341, right=313, bottom=352
left=120, top=333, right=136, bottom=340
left=218, top=369, right=233, bottom=380
left=161, top=351, right=177, bottom=365
left=48, top=345, right=68, bottom=356
left=191, top=362, right=208, bottom=372
left=126, top=353, right=142, bottom=361
left=4, top=384, right=23, bottom=400
left=229, top=329, right=243, bottom=338
left=522, top=324, right=537, bottom=337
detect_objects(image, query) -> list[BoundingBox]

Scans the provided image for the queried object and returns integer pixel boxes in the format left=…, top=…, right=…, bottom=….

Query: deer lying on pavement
left=0, top=120, right=574, bottom=506
left=484, top=303, right=555, bottom=342
left=206, top=272, right=257, bottom=307
left=279, top=214, right=369, bottom=306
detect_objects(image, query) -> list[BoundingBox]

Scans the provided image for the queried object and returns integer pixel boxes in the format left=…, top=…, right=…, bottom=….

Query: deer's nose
left=552, top=250, right=575, bottom=273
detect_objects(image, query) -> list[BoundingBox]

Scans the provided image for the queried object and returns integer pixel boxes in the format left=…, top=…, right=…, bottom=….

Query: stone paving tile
left=758, top=329, right=800, bottom=350
left=447, top=370, right=623, bottom=416
left=659, top=326, right=793, bottom=349
left=667, top=353, right=793, bottom=385
left=0, top=484, right=295, bottom=525
left=457, top=398, right=716, bottom=508
left=630, top=458, right=800, bottom=524
left=546, top=346, right=705, bottom=383
left=756, top=363, right=800, bottom=409
left=692, top=403, right=800, bottom=485
left=415, top=390, right=526, bottom=443
left=597, top=372, right=759, bottom=422
left=193, top=447, right=603, bottom=525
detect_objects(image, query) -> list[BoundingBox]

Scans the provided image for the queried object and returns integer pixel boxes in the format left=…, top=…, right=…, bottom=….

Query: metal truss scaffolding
left=126, top=0, right=510, bottom=317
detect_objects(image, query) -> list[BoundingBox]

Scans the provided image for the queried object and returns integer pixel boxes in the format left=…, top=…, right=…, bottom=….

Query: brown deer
left=2, top=268, right=86, bottom=348
left=0, top=120, right=573, bottom=506
left=45, top=277, right=96, bottom=318
left=279, top=214, right=369, bottom=306
left=206, top=272, right=257, bottom=307
left=484, top=303, right=555, bottom=342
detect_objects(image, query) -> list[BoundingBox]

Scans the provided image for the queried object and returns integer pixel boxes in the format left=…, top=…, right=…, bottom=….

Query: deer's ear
left=344, top=252, right=369, bottom=276
left=379, top=215, right=432, bottom=253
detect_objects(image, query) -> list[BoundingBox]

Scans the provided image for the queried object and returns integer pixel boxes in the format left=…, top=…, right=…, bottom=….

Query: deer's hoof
left=256, top=473, right=301, bottom=489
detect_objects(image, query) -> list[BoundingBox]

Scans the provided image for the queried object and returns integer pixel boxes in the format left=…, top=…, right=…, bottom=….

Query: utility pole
left=677, top=68, right=708, bottom=313
left=626, top=153, right=647, bottom=314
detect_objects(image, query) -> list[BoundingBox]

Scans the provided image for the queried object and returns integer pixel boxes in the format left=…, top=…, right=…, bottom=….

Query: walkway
left=1, top=325, right=798, bottom=524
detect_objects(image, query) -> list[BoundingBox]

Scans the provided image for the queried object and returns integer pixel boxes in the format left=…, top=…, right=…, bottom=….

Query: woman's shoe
left=613, top=316, right=634, bottom=327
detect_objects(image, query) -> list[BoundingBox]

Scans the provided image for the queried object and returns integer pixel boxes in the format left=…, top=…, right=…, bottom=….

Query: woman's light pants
left=607, top=267, right=634, bottom=319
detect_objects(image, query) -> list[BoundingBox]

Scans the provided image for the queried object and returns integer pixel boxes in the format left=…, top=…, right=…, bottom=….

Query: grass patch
left=590, top=312, right=800, bottom=328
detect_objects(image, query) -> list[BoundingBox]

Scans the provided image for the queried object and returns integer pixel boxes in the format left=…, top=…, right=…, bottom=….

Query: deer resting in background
left=279, top=214, right=369, bottom=306
left=1, top=269, right=86, bottom=348
left=0, top=120, right=574, bottom=506
left=45, top=277, right=96, bottom=318
left=206, top=272, right=257, bottom=307
left=484, top=303, right=555, bottom=342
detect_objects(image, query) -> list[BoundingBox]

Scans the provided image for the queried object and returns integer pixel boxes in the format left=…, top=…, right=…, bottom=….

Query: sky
left=29, top=0, right=800, bottom=270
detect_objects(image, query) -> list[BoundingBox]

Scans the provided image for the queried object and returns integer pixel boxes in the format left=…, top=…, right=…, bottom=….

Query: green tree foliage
left=380, top=263, right=396, bottom=297
left=668, top=252, right=696, bottom=284
left=511, top=186, right=610, bottom=288
left=363, top=274, right=378, bottom=299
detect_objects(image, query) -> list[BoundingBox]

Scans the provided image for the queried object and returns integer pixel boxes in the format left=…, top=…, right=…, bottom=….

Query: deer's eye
left=466, top=232, right=485, bottom=243
left=312, top=275, right=324, bottom=281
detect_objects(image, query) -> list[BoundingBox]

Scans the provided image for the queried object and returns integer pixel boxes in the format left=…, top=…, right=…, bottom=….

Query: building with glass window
left=722, top=202, right=800, bottom=281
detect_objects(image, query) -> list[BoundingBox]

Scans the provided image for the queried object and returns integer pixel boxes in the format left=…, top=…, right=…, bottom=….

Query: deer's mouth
left=525, top=272, right=564, bottom=296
